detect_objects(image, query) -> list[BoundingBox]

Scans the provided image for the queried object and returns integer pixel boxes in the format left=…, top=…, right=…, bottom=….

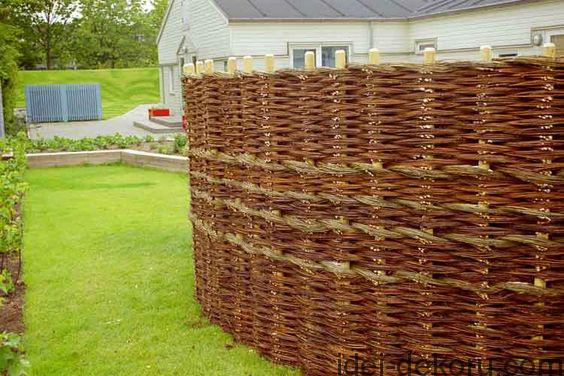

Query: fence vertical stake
left=183, top=63, right=196, bottom=76
left=475, top=45, right=493, bottom=359
left=480, top=45, right=492, bottom=63
left=243, top=56, right=253, bottom=73
left=205, top=60, right=214, bottom=75
left=196, top=61, right=204, bottom=75
left=335, top=50, right=346, bottom=69
left=420, top=45, right=436, bottom=357
left=227, top=57, right=237, bottom=74
left=542, top=42, right=556, bottom=58
left=532, top=42, right=555, bottom=357
left=423, top=47, right=436, bottom=65
left=265, top=54, right=275, bottom=73
left=369, top=48, right=380, bottom=65
left=305, top=51, right=315, bottom=71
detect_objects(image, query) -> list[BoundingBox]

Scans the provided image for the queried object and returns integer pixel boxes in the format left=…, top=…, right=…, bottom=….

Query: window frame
left=168, top=66, right=176, bottom=94
left=289, top=43, right=352, bottom=69
left=414, top=38, right=438, bottom=55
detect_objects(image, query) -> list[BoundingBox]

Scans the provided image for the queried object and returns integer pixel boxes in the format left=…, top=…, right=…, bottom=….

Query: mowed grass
left=23, top=165, right=298, bottom=376
left=16, top=68, right=160, bottom=119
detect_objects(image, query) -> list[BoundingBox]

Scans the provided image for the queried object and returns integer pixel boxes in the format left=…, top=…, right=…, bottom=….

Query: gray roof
left=414, top=0, right=522, bottom=17
left=212, top=0, right=524, bottom=20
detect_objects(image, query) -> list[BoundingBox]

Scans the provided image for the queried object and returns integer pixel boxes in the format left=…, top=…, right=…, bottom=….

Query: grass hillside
left=16, top=68, right=160, bottom=119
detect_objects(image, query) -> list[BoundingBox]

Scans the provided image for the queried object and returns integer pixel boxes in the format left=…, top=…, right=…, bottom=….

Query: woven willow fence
left=183, top=47, right=563, bottom=376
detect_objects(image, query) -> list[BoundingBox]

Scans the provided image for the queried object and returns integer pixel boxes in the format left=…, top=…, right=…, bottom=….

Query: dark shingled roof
left=212, top=0, right=524, bottom=20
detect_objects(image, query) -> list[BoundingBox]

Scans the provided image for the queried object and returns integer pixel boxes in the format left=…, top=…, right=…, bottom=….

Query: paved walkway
left=28, top=104, right=179, bottom=140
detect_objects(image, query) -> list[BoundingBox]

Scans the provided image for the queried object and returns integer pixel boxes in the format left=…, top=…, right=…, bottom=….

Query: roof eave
left=222, top=0, right=530, bottom=24
left=228, top=17, right=407, bottom=23
left=156, top=0, right=175, bottom=45
left=409, top=0, right=525, bottom=20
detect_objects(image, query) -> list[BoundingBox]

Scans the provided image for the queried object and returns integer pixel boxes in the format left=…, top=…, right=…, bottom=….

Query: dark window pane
left=293, top=49, right=316, bottom=69
left=321, top=46, right=348, bottom=67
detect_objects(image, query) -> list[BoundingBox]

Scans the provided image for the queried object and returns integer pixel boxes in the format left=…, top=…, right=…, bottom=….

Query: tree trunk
left=46, top=48, right=52, bottom=70
left=46, top=26, right=52, bottom=69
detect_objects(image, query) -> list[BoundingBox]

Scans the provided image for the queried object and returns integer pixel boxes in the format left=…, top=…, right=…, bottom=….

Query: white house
left=157, top=0, right=564, bottom=114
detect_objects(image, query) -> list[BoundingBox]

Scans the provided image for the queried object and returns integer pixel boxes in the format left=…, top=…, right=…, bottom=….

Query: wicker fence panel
left=184, top=58, right=563, bottom=376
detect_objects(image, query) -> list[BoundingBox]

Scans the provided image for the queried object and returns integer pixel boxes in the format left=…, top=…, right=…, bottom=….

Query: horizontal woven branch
left=187, top=148, right=563, bottom=186
left=191, top=188, right=560, bottom=250
left=185, top=57, right=563, bottom=374
left=190, top=170, right=562, bottom=219
left=191, top=214, right=562, bottom=297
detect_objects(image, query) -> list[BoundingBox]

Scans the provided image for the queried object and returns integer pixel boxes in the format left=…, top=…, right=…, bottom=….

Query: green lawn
left=16, top=68, right=160, bottom=119
left=22, top=165, right=298, bottom=376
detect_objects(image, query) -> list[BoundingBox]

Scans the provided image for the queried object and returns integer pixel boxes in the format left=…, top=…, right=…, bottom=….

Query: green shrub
left=0, top=133, right=28, bottom=376
left=26, top=134, right=188, bottom=156
left=0, top=22, right=19, bottom=136
left=173, top=134, right=187, bottom=154
left=0, top=333, right=28, bottom=376
left=0, top=133, right=27, bottom=257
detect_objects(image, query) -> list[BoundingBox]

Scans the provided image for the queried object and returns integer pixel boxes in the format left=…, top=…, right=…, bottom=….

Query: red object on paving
left=148, top=108, right=170, bottom=117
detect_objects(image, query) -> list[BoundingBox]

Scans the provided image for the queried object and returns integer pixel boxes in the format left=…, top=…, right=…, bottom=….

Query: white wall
left=157, top=0, right=184, bottom=112
left=407, top=0, right=564, bottom=61
left=160, top=65, right=183, bottom=115
left=229, top=21, right=371, bottom=68
left=186, top=0, right=231, bottom=60
left=158, top=0, right=184, bottom=65
left=222, top=0, right=563, bottom=67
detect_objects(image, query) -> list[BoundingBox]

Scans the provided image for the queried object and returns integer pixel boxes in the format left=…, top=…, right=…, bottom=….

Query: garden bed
left=27, top=133, right=188, bottom=156
left=0, top=247, right=24, bottom=334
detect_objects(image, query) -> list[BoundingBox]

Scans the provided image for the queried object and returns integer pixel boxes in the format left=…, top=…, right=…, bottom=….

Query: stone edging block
left=26, top=150, right=188, bottom=172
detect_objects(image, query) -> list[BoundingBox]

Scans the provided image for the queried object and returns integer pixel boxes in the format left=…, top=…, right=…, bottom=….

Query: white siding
left=187, top=0, right=231, bottom=59
left=230, top=22, right=371, bottom=68
left=160, top=65, right=183, bottom=115
left=408, top=0, right=564, bottom=61
left=157, top=0, right=183, bottom=112
left=223, top=0, right=563, bottom=66
left=371, top=22, right=410, bottom=53
left=158, top=0, right=183, bottom=65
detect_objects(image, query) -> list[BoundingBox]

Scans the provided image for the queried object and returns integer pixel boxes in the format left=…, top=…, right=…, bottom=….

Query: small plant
left=173, top=134, right=187, bottom=154
left=0, top=270, right=14, bottom=295
left=0, top=333, right=28, bottom=376
left=157, top=145, right=170, bottom=155
left=25, top=133, right=190, bottom=156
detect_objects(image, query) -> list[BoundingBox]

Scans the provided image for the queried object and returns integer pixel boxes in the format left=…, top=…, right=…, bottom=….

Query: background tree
left=0, top=0, right=20, bottom=132
left=75, top=0, right=158, bottom=69
left=15, top=0, right=78, bottom=69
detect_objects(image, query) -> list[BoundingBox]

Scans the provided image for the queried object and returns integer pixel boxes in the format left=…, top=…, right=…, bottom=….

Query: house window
left=415, top=39, right=437, bottom=54
left=290, top=44, right=351, bottom=69
left=498, top=52, right=518, bottom=57
left=321, top=46, right=349, bottom=67
left=169, top=66, right=176, bottom=92
left=551, top=34, right=564, bottom=56
left=292, top=48, right=317, bottom=69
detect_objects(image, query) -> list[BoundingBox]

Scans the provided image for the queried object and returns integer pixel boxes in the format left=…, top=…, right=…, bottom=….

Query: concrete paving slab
left=28, top=104, right=181, bottom=140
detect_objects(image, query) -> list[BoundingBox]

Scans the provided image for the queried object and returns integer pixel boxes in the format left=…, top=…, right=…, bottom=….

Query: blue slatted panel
left=25, top=84, right=103, bottom=123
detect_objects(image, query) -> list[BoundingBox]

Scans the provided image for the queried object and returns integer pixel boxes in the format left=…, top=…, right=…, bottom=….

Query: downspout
left=369, top=21, right=375, bottom=49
